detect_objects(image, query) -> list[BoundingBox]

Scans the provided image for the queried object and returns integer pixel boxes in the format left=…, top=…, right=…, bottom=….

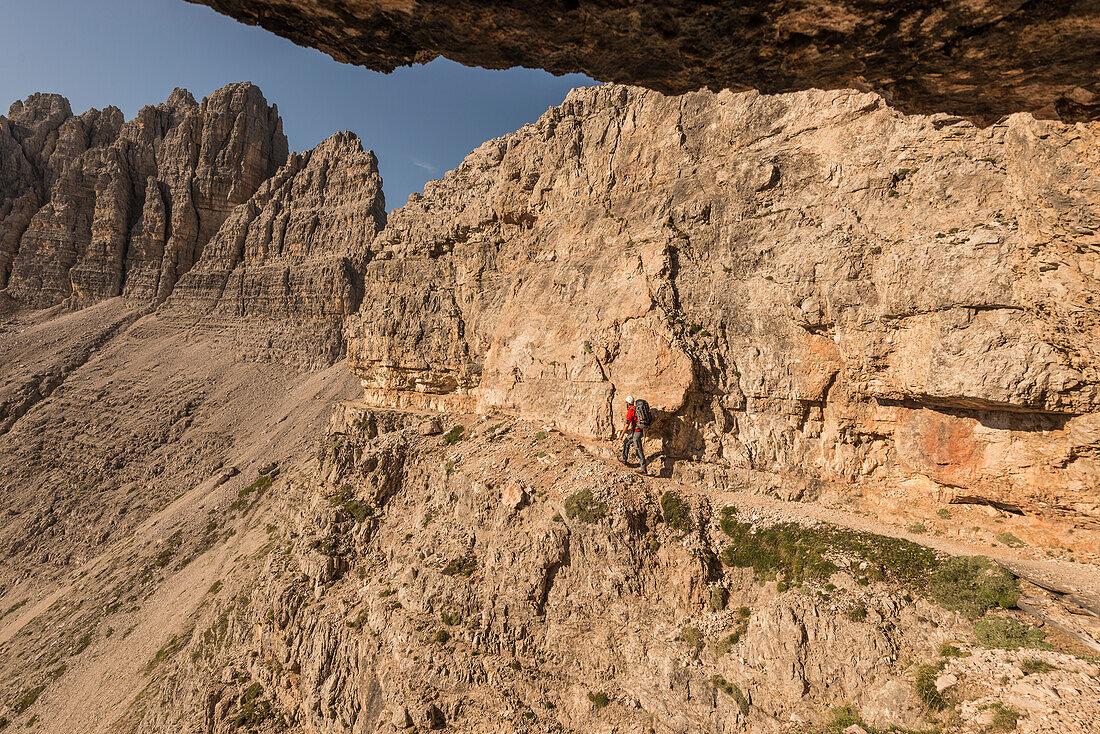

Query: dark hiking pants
left=622, top=430, right=646, bottom=470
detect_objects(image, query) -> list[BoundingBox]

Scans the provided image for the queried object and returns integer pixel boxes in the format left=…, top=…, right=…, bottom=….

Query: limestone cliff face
left=346, top=84, right=1100, bottom=519
left=166, top=130, right=386, bottom=366
left=0, top=83, right=288, bottom=308
left=187, top=0, right=1100, bottom=123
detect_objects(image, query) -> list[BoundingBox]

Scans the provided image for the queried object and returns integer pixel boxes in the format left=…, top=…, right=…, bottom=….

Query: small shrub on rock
left=564, top=489, right=607, bottom=523
left=678, top=626, right=704, bottom=653
left=718, top=506, right=738, bottom=535
left=711, top=675, right=749, bottom=715
left=825, top=704, right=863, bottom=728
left=587, top=691, right=610, bottom=708
left=442, top=553, right=478, bottom=577
left=939, top=642, right=966, bottom=658
left=443, top=425, right=465, bottom=444
left=660, top=491, right=694, bottom=533
left=708, top=585, right=729, bottom=612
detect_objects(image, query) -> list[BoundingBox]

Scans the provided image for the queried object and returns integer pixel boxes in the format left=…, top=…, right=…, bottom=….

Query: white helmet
left=624, top=395, right=634, bottom=404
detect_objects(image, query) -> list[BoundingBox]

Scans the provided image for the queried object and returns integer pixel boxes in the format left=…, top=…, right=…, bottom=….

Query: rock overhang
left=186, top=0, right=1100, bottom=123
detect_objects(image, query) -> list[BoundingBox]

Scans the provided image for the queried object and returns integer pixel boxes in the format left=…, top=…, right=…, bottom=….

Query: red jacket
left=625, top=405, right=641, bottom=432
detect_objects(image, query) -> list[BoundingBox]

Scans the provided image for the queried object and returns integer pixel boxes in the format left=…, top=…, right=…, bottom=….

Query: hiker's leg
left=633, top=431, right=646, bottom=471
left=621, top=435, right=631, bottom=464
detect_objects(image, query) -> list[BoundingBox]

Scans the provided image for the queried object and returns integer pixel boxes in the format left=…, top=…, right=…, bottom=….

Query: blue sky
left=0, top=0, right=597, bottom=209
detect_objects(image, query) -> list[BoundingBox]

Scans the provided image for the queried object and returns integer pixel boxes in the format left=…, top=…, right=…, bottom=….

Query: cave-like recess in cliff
left=186, top=0, right=1100, bottom=123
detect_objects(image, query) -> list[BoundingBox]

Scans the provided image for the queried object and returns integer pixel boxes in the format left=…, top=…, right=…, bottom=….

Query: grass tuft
left=660, top=491, right=694, bottom=534
left=564, top=489, right=607, bottom=524
left=975, top=617, right=1047, bottom=650
left=1019, top=657, right=1056, bottom=675
left=914, top=661, right=948, bottom=711
left=986, top=702, right=1021, bottom=731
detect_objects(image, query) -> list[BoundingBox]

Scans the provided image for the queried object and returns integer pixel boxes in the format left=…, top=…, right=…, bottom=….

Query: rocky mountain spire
left=0, top=82, right=288, bottom=308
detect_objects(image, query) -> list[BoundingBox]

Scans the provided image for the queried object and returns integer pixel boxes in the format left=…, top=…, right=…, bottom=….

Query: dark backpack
left=634, top=399, right=652, bottom=429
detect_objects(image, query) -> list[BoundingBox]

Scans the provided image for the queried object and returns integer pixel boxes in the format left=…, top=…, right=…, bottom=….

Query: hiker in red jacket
left=620, top=395, right=648, bottom=475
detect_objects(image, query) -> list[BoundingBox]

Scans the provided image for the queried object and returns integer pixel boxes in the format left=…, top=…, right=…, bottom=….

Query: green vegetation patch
left=231, top=682, right=274, bottom=728
left=914, top=660, right=948, bottom=711
left=928, top=556, right=1018, bottom=619
left=443, top=425, right=465, bottom=444
left=974, top=617, right=1047, bottom=650
left=939, top=642, right=967, bottom=658
left=0, top=599, right=28, bottom=621
left=442, top=553, right=478, bottom=578
left=12, top=685, right=45, bottom=715
left=825, top=704, right=864, bottom=729
left=718, top=519, right=840, bottom=584
left=711, top=675, right=750, bottom=715
left=995, top=532, right=1026, bottom=548
left=346, top=607, right=370, bottom=630
left=154, top=530, right=184, bottom=568
left=718, top=515, right=1018, bottom=618
left=715, top=610, right=751, bottom=656
left=587, top=691, right=610, bottom=708
left=327, top=483, right=373, bottom=523
left=1019, top=657, right=1056, bottom=675
left=660, top=491, right=694, bottom=534
left=708, top=585, right=729, bottom=612
left=846, top=604, right=868, bottom=622
left=986, top=702, right=1021, bottom=731
left=230, top=475, right=274, bottom=512
left=564, top=489, right=607, bottom=524
left=144, top=634, right=187, bottom=674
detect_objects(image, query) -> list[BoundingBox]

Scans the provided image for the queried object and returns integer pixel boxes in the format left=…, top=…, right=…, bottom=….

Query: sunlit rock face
left=346, top=84, right=1100, bottom=520
left=188, top=0, right=1100, bottom=123
left=0, top=83, right=287, bottom=308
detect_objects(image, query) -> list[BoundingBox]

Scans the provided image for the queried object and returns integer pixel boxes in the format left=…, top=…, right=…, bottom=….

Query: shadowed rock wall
left=186, top=0, right=1100, bottom=123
